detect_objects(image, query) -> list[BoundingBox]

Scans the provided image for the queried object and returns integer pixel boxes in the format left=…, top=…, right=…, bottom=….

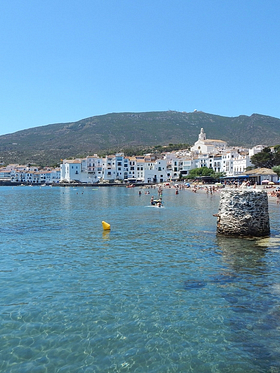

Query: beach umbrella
left=261, top=179, right=270, bottom=184
left=268, top=181, right=275, bottom=185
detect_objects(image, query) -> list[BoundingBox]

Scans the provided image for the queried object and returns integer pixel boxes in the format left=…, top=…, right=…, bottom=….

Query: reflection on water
left=216, top=235, right=280, bottom=371
left=216, top=235, right=267, bottom=274
left=0, top=186, right=280, bottom=372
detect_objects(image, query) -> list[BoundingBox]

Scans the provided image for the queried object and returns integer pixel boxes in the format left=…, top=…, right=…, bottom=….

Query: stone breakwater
left=216, top=189, right=270, bottom=237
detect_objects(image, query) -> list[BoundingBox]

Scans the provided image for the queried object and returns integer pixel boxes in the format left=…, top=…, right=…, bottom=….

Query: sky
left=1, top=0, right=280, bottom=135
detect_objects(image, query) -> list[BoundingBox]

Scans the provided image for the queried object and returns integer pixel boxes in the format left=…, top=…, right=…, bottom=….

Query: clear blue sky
left=1, top=0, right=280, bottom=135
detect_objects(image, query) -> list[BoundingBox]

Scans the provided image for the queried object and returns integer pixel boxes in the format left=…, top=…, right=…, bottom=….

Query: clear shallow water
left=1, top=186, right=280, bottom=373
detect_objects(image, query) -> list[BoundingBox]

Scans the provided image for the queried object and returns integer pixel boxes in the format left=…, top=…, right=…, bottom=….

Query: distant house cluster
left=0, top=128, right=269, bottom=184
left=59, top=128, right=268, bottom=184
left=0, top=165, right=61, bottom=184
left=60, top=153, right=167, bottom=184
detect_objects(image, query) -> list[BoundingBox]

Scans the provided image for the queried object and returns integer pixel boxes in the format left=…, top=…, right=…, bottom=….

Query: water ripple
left=0, top=186, right=280, bottom=372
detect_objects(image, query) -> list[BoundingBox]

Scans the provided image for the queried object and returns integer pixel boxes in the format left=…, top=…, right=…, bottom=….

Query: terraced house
left=60, top=153, right=168, bottom=183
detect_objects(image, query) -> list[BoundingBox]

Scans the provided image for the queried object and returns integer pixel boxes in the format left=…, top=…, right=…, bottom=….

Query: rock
left=216, top=190, right=270, bottom=237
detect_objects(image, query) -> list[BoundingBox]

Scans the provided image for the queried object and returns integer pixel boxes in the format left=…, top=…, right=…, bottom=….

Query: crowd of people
left=138, top=180, right=280, bottom=205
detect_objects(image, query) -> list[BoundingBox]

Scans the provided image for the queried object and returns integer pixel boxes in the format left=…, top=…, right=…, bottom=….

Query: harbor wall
left=216, top=189, right=270, bottom=237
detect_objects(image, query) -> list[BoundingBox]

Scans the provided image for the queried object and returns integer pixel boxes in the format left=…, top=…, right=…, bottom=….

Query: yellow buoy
left=102, top=221, right=111, bottom=230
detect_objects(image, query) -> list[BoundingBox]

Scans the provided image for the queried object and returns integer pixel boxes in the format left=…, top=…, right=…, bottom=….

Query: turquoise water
left=1, top=186, right=280, bottom=372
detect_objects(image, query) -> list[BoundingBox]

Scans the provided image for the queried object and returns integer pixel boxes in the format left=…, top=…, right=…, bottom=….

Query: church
left=191, top=128, right=227, bottom=154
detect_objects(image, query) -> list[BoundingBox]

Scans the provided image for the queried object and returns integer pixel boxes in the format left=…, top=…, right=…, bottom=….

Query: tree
left=214, top=171, right=226, bottom=179
left=272, top=166, right=280, bottom=177
left=188, top=167, right=215, bottom=178
left=250, top=147, right=274, bottom=168
left=273, top=145, right=280, bottom=166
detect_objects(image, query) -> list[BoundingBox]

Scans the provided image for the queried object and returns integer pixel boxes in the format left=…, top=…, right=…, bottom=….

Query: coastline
left=0, top=180, right=148, bottom=187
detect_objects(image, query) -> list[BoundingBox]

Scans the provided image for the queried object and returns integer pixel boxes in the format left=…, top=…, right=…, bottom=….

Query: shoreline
left=0, top=181, right=149, bottom=187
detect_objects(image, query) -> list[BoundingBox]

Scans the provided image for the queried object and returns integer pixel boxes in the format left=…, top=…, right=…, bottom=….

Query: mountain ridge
left=1, top=111, right=280, bottom=166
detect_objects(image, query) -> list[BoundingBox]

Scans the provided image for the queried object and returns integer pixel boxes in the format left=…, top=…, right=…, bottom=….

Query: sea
left=1, top=185, right=280, bottom=373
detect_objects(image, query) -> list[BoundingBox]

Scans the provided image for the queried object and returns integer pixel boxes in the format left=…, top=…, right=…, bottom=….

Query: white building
left=177, top=157, right=197, bottom=178
left=87, top=154, right=104, bottom=183
left=102, top=155, right=116, bottom=181
left=208, top=154, right=222, bottom=173
left=60, top=160, right=82, bottom=182
left=0, top=169, right=11, bottom=180
left=127, top=157, right=137, bottom=181
left=143, top=158, right=168, bottom=183
left=249, top=145, right=266, bottom=157
left=115, top=153, right=129, bottom=181
left=25, top=171, right=41, bottom=184
left=58, top=126, right=267, bottom=183
left=233, top=153, right=252, bottom=175
left=220, top=149, right=240, bottom=176
left=191, top=128, right=227, bottom=154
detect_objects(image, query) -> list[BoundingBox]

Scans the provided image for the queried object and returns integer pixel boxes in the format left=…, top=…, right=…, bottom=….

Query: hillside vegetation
left=1, top=111, right=280, bottom=166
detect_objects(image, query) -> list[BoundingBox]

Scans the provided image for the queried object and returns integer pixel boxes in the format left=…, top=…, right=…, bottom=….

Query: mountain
left=1, top=111, right=280, bottom=166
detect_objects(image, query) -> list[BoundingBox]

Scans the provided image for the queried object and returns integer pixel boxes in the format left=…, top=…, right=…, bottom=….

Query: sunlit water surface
left=1, top=186, right=280, bottom=372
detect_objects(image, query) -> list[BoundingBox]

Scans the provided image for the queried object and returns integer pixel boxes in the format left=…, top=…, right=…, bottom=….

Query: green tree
left=250, top=147, right=274, bottom=168
left=188, top=167, right=215, bottom=178
left=272, top=166, right=280, bottom=177
left=214, top=171, right=226, bottom=179
left=273, top=145, right=280, bottom=165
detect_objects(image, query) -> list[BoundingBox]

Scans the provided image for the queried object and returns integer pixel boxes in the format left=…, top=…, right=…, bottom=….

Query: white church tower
left=198, top=128, right=206, bottom=141
left=191, top=128, right=227, bottom=154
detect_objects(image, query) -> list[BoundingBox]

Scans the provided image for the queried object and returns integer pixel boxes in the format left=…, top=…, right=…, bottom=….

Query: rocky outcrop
left=216, top=189, right=270, bottom=237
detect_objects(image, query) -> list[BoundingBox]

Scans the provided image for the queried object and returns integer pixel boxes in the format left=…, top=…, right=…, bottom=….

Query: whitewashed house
left=0, top=169, right=11, bottom=181
left=135, top=157, right=145, bottom=181
left=233, top=153, right=252, bottom=175
left=115, top=153, right=129, bottom=181
left=170, top=158, right=181, bottom=180
left=39, top=170, right=50, bottom=184
left=127, top=157, right=137, bottom=181
left=177, top=157, right=197, bottom=178
left=60, top=160, right=82, bottom=182
left=249, top=145, right=266, bottom=157
left=86, top=155, right=104, bottom=183
left=194, top=154, right=210, bottom=169
left=25, top=171, right=41, bottom=184
left=52, top=168, right=61, bottom=183
left=40, top=168, right=61, bottom=184
left=221, top=149, right=240, bottom=176
left=5, top=164, right=20, bottom=171
left=143, top=158, right=168, bottom=183
left=208, top=154, right=222, bottom=173
left=103, top=155, right=116, bottom=181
